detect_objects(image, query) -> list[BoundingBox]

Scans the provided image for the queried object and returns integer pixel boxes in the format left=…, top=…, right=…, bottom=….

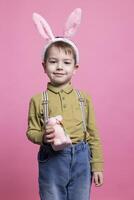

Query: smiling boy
left=26, top=10, right=104, bottom=200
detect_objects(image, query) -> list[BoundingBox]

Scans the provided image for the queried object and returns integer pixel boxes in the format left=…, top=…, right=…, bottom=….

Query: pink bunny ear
left=32, top=13, right=55, bottom=41
left=64, top=8, right=82, bottom=38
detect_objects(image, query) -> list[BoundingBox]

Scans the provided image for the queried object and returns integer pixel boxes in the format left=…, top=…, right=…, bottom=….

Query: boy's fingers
left=46, top=138, right=55, bottom=143
left=93, top=172, right=103, bottom=187
left=45, top=125, right=54, bottom=130
left=45, top=133, right=55, bottom=139
left=45, top=127, right=54, bottom=133
left=99, top=174, right=104, bottom=186
left=94, top=174, right=99, bottom=186
left=43, top=132, right=55, bottom=143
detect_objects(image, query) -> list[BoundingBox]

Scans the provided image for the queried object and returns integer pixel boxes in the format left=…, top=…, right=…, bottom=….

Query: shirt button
left=61, top=90, right=64, bottom=93
left=62, top=97, right=65, bottom=100
left=63, top=105, right=67, bottom=108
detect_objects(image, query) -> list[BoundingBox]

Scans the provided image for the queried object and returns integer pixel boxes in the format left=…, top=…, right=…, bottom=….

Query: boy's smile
left=42, top=46, right=79, bottom=88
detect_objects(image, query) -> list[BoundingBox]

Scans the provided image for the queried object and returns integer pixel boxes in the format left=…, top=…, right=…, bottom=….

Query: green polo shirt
left=26, top=83, right=104, bottom=172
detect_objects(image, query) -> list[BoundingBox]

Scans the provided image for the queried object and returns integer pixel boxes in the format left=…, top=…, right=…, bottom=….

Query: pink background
left=0, top=0, right=134, bottom=199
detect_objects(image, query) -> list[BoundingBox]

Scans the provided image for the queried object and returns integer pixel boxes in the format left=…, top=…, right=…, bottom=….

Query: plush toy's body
left=47, top=115, right=72, bottom=151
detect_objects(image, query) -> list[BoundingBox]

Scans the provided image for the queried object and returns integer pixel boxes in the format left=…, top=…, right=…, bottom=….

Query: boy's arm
left=26, top=97, right=44, bottom=145
left=84, top=93, right=104, bottom=172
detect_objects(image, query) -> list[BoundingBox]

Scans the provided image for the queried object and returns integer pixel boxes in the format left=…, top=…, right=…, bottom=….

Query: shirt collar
left=47, top=82, right=73, bottom=94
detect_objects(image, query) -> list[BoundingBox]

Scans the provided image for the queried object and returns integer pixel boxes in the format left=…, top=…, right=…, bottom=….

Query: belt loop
left=72, top=146, right=75, bottom=155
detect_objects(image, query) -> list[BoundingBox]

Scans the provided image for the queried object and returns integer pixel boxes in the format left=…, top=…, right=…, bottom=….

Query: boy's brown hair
left=43, top=41, right=77, bottom=65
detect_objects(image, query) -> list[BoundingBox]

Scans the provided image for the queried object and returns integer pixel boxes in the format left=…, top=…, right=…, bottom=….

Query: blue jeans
left=38, top=141, right=92, bottom=200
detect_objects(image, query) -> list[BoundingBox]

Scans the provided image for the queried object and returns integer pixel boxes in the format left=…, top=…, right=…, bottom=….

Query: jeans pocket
left=38, top=146, right=53, bottom=163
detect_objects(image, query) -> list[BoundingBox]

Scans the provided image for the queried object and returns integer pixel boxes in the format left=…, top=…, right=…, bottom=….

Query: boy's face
left=42, top=46, right=79, bottom=87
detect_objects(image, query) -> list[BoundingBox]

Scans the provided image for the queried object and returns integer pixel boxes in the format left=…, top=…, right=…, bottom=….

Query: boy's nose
left=56, top=62, right=63, bottom=70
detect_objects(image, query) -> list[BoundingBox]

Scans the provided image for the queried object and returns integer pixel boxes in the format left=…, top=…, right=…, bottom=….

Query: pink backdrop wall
left=0, top=0, right=134, bottom=199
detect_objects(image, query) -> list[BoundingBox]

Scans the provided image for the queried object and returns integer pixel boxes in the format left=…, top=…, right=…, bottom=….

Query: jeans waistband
left=41, top=141, right=88, bottom=154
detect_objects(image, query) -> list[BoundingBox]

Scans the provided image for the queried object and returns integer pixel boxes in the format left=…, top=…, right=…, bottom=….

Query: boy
left=27, top=10, right=104, bottom=200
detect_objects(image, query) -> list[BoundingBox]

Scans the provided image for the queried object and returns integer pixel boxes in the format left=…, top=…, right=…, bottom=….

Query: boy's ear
left=42, top=62, right=46, bottom=73
left=73, top=64, right=79, bottom=74
left=75, top=64, right=79, bottom=69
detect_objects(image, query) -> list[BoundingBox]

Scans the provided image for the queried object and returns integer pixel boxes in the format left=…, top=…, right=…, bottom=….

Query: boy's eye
left=64, top=61, right=71, bottom=64
left=49, top=60, right=57, bottom=64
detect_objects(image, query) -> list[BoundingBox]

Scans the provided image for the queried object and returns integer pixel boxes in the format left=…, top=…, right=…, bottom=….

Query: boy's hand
left=43, top=124, right=55, bottom=143
left=93, top=172, right=103, bottom=187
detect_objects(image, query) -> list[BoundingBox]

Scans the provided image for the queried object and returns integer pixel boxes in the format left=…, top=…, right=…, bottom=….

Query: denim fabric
left=38, top=141, right=92, bottom=200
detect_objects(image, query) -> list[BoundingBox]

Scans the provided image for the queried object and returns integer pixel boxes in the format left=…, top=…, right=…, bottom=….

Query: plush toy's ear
left=64, top=8, right=82, bottom=38
left=55, top=115, right=63, bottom=122
left=32, top=13, right=55, bottom=41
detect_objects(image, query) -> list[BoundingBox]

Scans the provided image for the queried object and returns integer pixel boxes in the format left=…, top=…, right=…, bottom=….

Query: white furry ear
left=32, top=13, right=55, bottom=41
left=64, top=8, right=82, bottom=38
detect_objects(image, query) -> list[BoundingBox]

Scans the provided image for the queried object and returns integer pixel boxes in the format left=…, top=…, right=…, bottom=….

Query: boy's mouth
left=53, top=72, right=65, bottom=76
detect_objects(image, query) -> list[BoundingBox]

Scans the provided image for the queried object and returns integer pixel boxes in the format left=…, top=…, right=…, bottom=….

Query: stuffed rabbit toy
left=47, top=115, right=72, bottom=151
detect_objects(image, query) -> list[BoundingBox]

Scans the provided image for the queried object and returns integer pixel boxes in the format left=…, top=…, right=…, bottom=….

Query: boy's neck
left=49, top=82, right=71, bottom=89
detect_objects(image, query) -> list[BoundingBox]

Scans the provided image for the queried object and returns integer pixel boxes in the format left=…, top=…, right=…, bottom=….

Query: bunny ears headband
left=32, top=8, right=82, bottom=64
